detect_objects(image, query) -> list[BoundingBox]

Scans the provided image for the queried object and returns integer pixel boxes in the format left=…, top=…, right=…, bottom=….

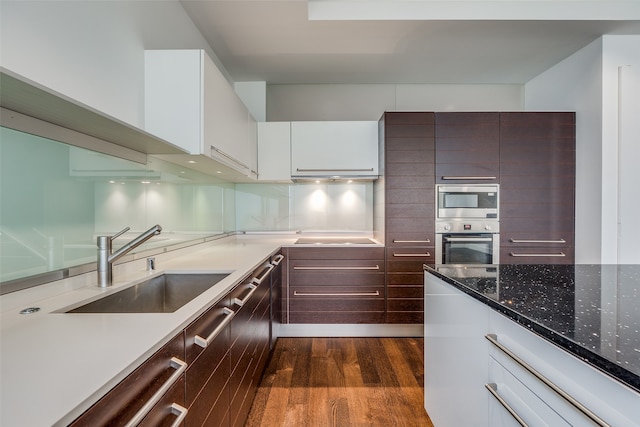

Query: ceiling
left=180, top=0, right=640, bottom=85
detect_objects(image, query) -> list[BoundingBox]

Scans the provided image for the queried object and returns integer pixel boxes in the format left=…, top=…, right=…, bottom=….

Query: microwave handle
left=441, top=176, right=497, bottom=180
left=444, top=236, right=493, bottom=242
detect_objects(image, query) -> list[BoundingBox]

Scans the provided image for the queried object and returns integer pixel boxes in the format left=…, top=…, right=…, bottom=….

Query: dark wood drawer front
left=290, top=270, right=384, bottom=287
left=388, top=286, right=424, bottom=299
left=289, top=287, right=385, bottom=310
left=388, top=272, right=424, bottom=286
left=387, top=312, right=424, bottom=323
left=185, top=319, right=229, bottom=405
left=500, top=247, right=575, bottom=264
left=386, top=248, right=434, bottom=271
left=184, top=296, right=231, bottom=365
left=387, top=299, right=424, bottom=312
left=70, top=334, right=185, bottom=427
left=138, top=375, right=185, bottom=427
left=500, top=218, right=574, bottom=237
left=185, top=353, right=230, bottom=426
left=289, top=311, right=386, bottom=324
left=287, top=247, right=384, bottom=260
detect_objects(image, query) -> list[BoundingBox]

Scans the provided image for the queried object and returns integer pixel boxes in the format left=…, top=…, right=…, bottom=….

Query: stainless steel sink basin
left=66, top=273, right=230, bottom=313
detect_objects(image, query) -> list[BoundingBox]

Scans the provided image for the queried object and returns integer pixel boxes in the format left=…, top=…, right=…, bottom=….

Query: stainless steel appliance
left=436, top=184, right=499, bottom=220
left=435, top=220, right=499, bottom=264
left=436, top=184, right=500, bottom=264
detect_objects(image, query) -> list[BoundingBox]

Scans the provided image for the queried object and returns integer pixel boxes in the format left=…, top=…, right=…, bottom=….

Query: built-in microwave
left=436, top=184, right=499, bottom=220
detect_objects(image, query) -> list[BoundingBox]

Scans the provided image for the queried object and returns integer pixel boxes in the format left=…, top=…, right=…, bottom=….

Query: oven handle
left=444, top=236, right=493, bottom=242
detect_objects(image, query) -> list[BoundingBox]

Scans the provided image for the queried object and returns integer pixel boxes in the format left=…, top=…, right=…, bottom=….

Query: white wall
left=602, top=35, right=640, bottom=263
left=267, top=83, right=523, bottom=121
left=0, top=1, right=227, bottom=129
left=525, top=35, right=640, bottom=263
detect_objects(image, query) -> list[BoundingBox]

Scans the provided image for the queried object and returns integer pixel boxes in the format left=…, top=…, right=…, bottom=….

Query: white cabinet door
left=290, top=121, right=378, bottom=178
left=488, top=310, right=640, bottom=427
left=424, top=274, right=490, bottom=427
left=144, top=50, right=202, bottom=154
left=257, top=122, right=291, bottom=182
left=145, top=49, right=257, bottom=180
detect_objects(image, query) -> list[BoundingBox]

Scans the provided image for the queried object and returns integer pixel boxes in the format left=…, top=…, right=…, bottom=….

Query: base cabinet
left=285, top=247, right=386, bottom=324
left=69, top=334, right=187, bottom=427
left=70, top=255, right=280, bottom=427
left=425, top=272, right=640, bottom=427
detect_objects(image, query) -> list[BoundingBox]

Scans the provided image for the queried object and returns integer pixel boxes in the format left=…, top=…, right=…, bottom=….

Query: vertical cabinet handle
left=485, top=383, right=529, bottom=427
left=194, top=307, right=235, bottom=348
left=124, top=357, right=187, bottom=427
left=233, top=283, right=258, bottom=307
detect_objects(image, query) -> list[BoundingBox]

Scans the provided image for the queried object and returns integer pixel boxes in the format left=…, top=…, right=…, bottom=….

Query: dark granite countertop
left=424, top=264, right=640, bottom=393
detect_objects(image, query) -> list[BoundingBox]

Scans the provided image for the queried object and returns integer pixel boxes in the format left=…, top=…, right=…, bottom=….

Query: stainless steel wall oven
left=436, top=184, right=500, bottom=264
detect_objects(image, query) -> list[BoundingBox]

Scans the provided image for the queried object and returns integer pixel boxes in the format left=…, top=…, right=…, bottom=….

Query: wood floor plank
left=246, top=337, right=434, bottom=427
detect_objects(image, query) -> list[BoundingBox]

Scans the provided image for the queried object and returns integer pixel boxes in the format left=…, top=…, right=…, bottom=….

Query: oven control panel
left=436, top=220, right=499, bottom=233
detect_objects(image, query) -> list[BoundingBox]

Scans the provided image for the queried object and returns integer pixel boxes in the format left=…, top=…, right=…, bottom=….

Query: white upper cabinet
left=290, top=121, right=379, bottom=179
left=145, top=49, right=257, bottom=180
left=257, top=122, right=292, bottom=182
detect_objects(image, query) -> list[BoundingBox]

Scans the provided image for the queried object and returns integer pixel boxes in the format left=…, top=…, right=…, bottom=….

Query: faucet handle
left=111, top=226, right=130, bottom=241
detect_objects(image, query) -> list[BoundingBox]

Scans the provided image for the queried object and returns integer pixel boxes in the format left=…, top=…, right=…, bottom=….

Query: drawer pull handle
left=293, top=291, right=380, bottom=297
left=194, top=307, right=235, bottom=348
left=293, top=265, right=380, bottom=270
left=393, top=253, right=431, bottom=257
left=510, top=238, right=566, bottom=244
left=169, top=403, right=188, bottom=427
left=124, top=357, right=187, bottom=427
left=253, top=263, right=275, bottom=285
left=393, top=239, right=431, bottom=243
left=441, top=176, right=497, bottom=180
left=485, top=383, right=529, bottom=427
left=486, top=334, right=611, bottom=427
left=509, top=252, right=566, bottom=257
left=272, top=254, right=285, bottom=265
left=233, top=283, right=258, bottom=307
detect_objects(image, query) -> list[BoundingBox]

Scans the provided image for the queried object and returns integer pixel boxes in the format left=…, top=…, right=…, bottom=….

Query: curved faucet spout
left=97, top=224, right=162, bottom=287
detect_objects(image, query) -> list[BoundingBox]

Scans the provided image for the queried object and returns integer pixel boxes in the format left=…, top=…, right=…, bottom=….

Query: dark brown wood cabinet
left=71, top=254, right=280, bottom=427
left=286, top=247, right=386, bottom=324
left=69, top=334, right=187, bottom=427
left=229, top=260, right=272, bottom=427
left=499, top=112, right=575, bottom=264
left=381, top=112, right=435, bottom=324
left=435, top=112, right=500, bottom=184
left=184, top=293, right=232, bottom=426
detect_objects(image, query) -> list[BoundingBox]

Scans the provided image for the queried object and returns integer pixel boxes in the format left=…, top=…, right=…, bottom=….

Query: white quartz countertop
left=0, top=234, right=302, bottom=426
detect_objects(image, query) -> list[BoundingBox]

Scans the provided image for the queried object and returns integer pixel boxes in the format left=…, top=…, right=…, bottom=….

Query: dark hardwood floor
left=245, top=337, right=434, bottom=426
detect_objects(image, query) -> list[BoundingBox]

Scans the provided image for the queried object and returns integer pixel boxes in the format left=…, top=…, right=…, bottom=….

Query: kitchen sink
left=66, top=273, right=231, bottom=313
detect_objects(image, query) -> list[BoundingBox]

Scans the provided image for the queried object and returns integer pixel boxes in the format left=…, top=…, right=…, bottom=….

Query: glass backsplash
left=0, top=127, right=234, bottom=284
left=1, top=126, right=375, bottom=289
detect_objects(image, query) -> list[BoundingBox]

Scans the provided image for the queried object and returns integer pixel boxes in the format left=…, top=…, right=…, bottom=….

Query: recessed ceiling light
left=141, top=181, right=151, bottom=184
left=109, top=180, right=115, bottom=184
left=188, top=160, right=196, bottom=164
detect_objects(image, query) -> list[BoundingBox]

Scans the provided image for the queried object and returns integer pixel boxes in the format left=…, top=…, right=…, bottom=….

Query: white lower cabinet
left=424, top=272, right=640, bottom=427
left=488, top=311, right=640, bottom=427
left=424, top=274, right=490, bottom=427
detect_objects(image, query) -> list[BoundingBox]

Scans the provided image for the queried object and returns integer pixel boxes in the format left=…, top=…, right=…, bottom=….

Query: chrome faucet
left=97, top=224, right=162, bottom=287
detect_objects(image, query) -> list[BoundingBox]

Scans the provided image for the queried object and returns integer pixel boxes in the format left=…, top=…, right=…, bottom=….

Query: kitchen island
left=424, top=264, right=640, bottom=426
